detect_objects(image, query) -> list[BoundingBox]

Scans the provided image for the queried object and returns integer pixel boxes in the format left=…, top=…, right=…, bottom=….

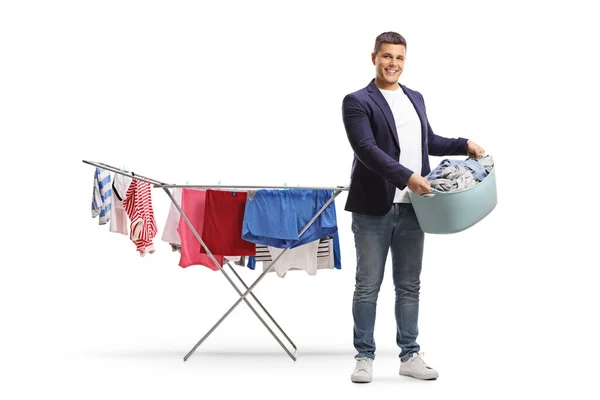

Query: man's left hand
left=467, top=140, right=485, bottom=159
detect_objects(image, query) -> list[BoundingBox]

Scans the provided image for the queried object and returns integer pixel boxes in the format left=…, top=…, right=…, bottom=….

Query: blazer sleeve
left=427, top=120, right=469, bottom=156
left=418, top=92, right=469, bottom=156
left=342, top=93, right=414, bottom=188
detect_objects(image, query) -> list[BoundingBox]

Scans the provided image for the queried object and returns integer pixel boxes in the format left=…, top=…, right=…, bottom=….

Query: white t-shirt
left=266, top=241, right=320, bottom=278
left=262, top=237, right=335, bottom=277
left=110, top=173, right=133, bottom=235
left=379, top=87, right=422, bottom=203
left=161, top=187, right=183, bottom=245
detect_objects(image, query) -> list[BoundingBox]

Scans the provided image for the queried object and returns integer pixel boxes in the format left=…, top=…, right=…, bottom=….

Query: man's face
left=372, top=43, right=406, bottom=90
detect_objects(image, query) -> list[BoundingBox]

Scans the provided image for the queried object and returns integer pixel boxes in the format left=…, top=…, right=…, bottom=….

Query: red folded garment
left=201, top=189, right=256, bottom=256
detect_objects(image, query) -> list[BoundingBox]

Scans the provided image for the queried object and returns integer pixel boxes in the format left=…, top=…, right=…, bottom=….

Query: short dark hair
left=374, top=31, right=407, bottom=54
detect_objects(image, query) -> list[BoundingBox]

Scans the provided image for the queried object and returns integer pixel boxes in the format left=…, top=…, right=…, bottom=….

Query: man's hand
left=467, top=139, right=485, bottom=159
left=407, top=173, right=431, bottom=195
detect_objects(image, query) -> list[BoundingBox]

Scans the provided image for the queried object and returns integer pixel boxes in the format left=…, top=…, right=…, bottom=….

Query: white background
left=1, top=0, right=599, bottom=398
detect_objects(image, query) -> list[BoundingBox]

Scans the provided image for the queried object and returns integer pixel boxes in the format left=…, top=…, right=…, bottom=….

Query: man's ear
left=371, top=52, right=376, bottom=65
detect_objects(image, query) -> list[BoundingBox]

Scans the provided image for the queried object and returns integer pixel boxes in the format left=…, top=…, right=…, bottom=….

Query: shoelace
left=412, top=352, right=433, bottom=369
left=356, top=358, right=371, bottom=372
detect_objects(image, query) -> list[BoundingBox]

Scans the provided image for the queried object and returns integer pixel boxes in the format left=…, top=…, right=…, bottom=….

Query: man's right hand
left=407, top=173, right=431, bottom=195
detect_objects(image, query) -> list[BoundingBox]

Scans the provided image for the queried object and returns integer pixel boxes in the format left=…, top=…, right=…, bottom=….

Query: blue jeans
left=351, top=203, right=424, bottom=361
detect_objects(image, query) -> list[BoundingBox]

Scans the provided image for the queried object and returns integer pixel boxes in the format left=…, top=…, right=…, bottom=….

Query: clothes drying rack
left=83, top=160, right=348, bottom=361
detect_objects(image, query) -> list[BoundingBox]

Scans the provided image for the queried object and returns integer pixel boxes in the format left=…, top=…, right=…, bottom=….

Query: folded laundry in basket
left=426, top=158, right=488, bottom=182
left=426, top=156, right=496, bottom=193
left=430, top=170, right=477, bottom=192
left=478, top=155, right=494, bottom=174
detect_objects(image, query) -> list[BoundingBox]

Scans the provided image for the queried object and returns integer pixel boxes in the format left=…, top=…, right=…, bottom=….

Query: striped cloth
left=253, top=236, right=331, bottom=262
left=91, top=167, right=112, bottom=225
left=123, top=179, right=158, bottom=255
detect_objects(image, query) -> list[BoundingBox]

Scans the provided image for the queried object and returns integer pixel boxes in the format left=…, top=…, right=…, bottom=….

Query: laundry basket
left=408, top=165, right=497, bottom=234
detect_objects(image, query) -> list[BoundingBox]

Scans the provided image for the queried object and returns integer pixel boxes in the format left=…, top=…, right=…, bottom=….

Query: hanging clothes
left=161, top=187, right=183, bottom=246
left=317, top=236, right=336, bottom=270
left=177, top=188, right=225, bottom=270
left=266, top=240, right=320, bottom=277
left=241, top=188, right=343, bottom=273
left=123, top=178, right=157, bottom=256
left=91, top=167, right=112, bottom=225
left=200, top=189, right=256, bottom=257
left=110, top=172, right=132, bottom=235
left=245, top=235, right=340, bottom=274
left=262, top=236, right=338, bottom=277
left=169, top=188, right=244, bottom=269
left=241, top=189, right=338, bottom=249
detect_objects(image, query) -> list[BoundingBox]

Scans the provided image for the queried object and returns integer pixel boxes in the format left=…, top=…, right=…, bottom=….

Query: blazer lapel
left=367, top=79, right=400, bottom=149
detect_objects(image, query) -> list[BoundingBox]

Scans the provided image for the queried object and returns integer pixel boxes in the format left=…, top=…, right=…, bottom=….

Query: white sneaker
left=399, top=352, right=439, bottom=380
left=351, top=357, right=373, bottom=383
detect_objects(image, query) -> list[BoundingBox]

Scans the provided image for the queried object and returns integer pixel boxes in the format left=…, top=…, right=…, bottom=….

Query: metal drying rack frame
left=83, top=160, right=348, bottom=361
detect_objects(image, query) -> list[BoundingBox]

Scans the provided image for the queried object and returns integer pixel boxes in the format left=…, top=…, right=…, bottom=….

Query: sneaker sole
left=399, top=371, right=438, bottom=380
left=351, top=375, right=372, bottom=383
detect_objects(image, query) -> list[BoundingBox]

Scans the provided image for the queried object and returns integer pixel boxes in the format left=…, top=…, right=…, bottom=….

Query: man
left=341, top=31, right=485, bottom=383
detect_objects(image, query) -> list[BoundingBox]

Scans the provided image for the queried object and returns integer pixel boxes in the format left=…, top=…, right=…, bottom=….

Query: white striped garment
left=254, top=237, right=331, bottom=262
left=91, top=167, right=112, bottom=225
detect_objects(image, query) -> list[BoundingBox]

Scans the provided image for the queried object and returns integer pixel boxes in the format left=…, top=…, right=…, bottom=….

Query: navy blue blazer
left=342, top=79, right=469, bottom=216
